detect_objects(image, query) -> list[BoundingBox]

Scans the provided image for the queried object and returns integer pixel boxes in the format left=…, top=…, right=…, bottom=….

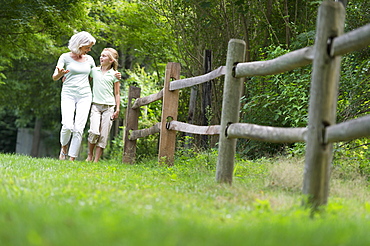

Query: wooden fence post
left=303, top=1, right=345, bottom=210
left=122, top=86, right=141, bottom=164
left=158, top=62, right=181, bottom=166
left=216, top=39, right=246, bottom=184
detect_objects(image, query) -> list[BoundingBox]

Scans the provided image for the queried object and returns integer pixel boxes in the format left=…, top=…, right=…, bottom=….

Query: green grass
left=0, top=153, right=369, bottom=246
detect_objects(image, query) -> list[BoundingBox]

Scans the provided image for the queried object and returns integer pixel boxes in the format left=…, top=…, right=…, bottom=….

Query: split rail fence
left=122, top=1, right=370, bottom=209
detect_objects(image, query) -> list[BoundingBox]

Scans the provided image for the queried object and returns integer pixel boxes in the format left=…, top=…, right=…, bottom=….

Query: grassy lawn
left=0, top=153, right=369, bottom=246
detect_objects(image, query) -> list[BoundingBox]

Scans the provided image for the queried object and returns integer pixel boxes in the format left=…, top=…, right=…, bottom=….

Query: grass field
left=0, top=153, right=369, bottom=246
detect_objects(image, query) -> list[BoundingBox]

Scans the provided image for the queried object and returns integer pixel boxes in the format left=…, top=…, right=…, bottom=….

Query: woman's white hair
left=68, top=31, right=96, bottom=54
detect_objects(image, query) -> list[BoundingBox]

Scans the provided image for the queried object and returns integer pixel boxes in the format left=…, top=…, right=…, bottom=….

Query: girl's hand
left=111, top=110, right=120, bottom=120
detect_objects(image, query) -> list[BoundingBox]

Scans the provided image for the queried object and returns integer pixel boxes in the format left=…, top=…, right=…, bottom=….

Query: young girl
left=86, top=48, right=121, bottom=162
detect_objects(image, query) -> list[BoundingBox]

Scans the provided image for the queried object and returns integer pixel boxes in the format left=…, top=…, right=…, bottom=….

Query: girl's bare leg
left=94, top=147, right=104, bottom=162
left=86, top=142, right=95, bottom=162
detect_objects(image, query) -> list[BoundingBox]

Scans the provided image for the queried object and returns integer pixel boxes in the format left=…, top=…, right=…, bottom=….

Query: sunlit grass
left=0, top=153, right=370, bottom=246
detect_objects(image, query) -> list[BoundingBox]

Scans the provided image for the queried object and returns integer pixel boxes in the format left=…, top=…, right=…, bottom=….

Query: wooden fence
left=122, top=1, right=370, bottom=210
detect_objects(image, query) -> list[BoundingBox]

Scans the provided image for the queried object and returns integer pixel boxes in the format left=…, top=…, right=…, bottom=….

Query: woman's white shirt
left=56, top=53, right=96, bottom=97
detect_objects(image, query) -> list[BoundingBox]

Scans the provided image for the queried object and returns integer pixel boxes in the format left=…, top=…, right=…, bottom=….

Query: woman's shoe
left=59, top=149, right=67, bottom=160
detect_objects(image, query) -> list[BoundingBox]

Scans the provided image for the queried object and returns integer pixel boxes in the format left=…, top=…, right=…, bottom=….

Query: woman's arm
left=52, top=67, right=69, bottom=81
left=52, top=54, right=69, bottom=81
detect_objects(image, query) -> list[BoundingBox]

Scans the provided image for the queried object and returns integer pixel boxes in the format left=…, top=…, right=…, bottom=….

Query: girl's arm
left=112, top=81, right=121, bottom=120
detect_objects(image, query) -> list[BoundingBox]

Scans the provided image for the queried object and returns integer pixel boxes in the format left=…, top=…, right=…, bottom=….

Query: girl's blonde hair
left=103, top=48, right=119, bottom=71
left=68, top=31, right=96, bottom=55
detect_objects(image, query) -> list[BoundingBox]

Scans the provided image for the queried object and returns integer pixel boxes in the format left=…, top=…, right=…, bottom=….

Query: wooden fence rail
left=234, top=22, right=370, bottom=78
left=132, top=89, right=163, bottom=109
left=325, top=115, right=370, bottom=143
left=159, top=113, right=370, bottom=144
left=227, top=124, right=307, bottom=143
left=167, top=121, right=220, bottom=136
left=169, top=66, right=226, bottom=91
left=129, top=123, right=161, bottom=141
left=225, top=114, right=370, bottom=144
left=122, top=0, right=370, bottom=211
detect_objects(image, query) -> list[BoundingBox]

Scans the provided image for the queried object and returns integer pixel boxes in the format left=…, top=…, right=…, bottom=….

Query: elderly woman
left=52, top=31, right=97, bottom=161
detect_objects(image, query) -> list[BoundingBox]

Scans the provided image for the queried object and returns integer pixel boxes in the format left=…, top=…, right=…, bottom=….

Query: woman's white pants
left=60, top=93, right=92, bottom=158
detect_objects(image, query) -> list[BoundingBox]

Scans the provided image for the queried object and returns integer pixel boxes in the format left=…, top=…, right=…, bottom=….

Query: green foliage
left=345, top=1, right=370, bottom=33
left=234, top=158, right=269, bottom=181
left=0, top=55, right=62, bottom=129
left=243, top=45, right=310, bottom=128
left=285, top=142, right=307, bottom=158
left=103, top=127, right=124, bottom=162
left=89, top=0, right=176, bottom=70
left=333, top=138, right=370, bottom=179
left=337, top=55, right=370, bottom=121
left=239, top=45, right=311, bottom=159
left=0, top=0, right=90, bottom=60
left=175, top=140, right=218, bottom=171
left=290, top=30, right=316, bottom=50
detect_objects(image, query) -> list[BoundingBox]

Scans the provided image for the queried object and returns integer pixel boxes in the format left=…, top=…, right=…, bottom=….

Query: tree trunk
left=241, top=15, right=251, bottom=63
left=201, top=50, right=212, bottom=149
left=264, top=0, right=273, bottom=47
left=185, top=86, right=197, bottom=148
left=284, top=0, right=291, bottom=48
left=30, top=117, right=42, bottom=157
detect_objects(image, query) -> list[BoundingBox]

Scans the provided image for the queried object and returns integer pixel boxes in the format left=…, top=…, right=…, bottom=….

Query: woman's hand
left=114, top=72, right=121, bottom=80
left=57, top=67, right=70, bottom=76
left=53, top=67, right=70, bottom=81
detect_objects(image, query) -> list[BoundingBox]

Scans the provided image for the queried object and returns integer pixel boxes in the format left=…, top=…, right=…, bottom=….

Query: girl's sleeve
left=90, top=67, right=95, bottom=77
left=88, top=56, right=96, bottom=77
